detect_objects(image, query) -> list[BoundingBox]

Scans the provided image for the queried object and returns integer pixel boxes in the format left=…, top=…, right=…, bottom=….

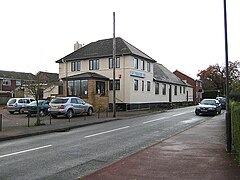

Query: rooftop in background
left=0, top=70, right=35, bottom=81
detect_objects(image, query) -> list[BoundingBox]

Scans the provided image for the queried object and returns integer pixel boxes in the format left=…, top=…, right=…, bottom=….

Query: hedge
left=231, top=102, right=240, bottom=162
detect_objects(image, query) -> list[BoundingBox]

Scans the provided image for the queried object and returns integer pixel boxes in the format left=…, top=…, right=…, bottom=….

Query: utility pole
left=113, top=12, right=116, bottom=117
left=223, top=0, right=231, bottom=152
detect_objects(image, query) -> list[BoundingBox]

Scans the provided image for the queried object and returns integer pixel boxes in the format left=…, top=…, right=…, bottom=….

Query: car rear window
left=8, top=99, right=16, bottom=104
left=51, top=98, right=68, bottom=104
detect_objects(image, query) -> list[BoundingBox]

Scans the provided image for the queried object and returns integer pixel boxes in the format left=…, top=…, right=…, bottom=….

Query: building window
left=96, top=81, right=105, bottom=95
left=67, top=80, right=88, bottom=98
left=3, top=79, right=11, bottom=86
left=180, top=86, right=182, bottom=94
left=142, top=80, right=144, bottom=91
left=140, top=59, right=145, bottom=70
left=109, top=57, right=120, bottom=69
left=155, top=82, right=159, bottom=95
left=174, top=85, right=177, bottom=95
left=183, top=86, right=186, bottom=94
left=89, top=59, right=99, bottom=70
left=147, top=81, right=151, bottom=91
left=147, top=62, right=150, bottom=72
left=16, top=80, right=21, bottom=86
left=162, top=84, right=166, bottom=95
left=71, top=61, right=80, bottom=71
left=109, top=79, right=120, bottom=90
left=133, top=58, right=138, bottom=69
left=134, top=79, right=138, bottom=91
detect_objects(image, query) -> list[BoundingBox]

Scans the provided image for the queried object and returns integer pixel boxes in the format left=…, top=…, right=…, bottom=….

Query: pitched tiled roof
left=36, top=71, right=59, bottom=83
left=56, top=37, right=156, bottom=63
left=62, top=72, right=109, bottom=80
left=0, top=70, right=36, bottom=81
left=153, top=63, right=187, bottom=86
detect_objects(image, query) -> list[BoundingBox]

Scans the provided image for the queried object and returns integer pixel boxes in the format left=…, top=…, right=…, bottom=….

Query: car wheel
left=195, top=111, right=200, bottom=116
left=19, top=108, right=24, bottom=114
left=51, top=114, right=57, bottom=118
left=218, top=109, right=221, bottom=115
left=67, top=109, right=73, bottom=119
left=87, top=107, right=93, bottom=116
left=39, top=110, right=45, bottom=117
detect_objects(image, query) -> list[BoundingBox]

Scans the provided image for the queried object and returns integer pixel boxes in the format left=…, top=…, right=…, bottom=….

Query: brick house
left=173, top=70, right=203, bottom=102
left=0, top=70, right=36, bottom=104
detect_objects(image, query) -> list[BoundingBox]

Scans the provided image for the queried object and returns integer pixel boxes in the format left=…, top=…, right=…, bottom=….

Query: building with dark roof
left=56, top=37, right=193, bottom=110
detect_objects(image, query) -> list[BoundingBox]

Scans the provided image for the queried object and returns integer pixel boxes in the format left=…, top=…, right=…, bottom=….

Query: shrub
left=231, top=102, right=240, bottom=162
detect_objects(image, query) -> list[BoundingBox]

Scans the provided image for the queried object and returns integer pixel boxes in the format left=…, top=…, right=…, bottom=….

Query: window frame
left=133, top=58, right=138, bottom=69
left=89, top=59, right=99, bottom=70
left=147, top=81, right=151, bottom=91
left=134, top=79, right=138, bottom=91
left=109, top=57, right=120, bottom=69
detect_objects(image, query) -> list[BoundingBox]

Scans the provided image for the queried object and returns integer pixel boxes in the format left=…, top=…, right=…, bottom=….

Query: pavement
left=0, top=108, right=240, bottom=179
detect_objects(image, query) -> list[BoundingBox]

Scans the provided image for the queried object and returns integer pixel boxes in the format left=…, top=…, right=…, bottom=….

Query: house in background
left=0, top=70, right=61, bottom=104
left=56, top=37, right=193, bottom=111
left=0, top=70, right=36, bottom=104
left=173, top=70, right=203, bottom=102
left=36, top=71, right=62, bottom=99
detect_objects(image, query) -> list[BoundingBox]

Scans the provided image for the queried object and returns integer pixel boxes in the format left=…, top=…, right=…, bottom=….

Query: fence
left=231, top=102, right=240, bottom=161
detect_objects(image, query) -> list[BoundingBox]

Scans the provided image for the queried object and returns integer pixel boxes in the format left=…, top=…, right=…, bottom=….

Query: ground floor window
left=134, top=79, right=138, bottom=91
left=67, top=80, right=88, bottom=98
left=96, top=81, right=105, bottom=95
left=147, top=81, right=151, bottom=91
left=109, top=79, right=120, bottom=90
left=155, top=82, right=159, bottom=95
left=162, top=83, right=166, bottom=95
left=174, top=85, right=177, bottom=95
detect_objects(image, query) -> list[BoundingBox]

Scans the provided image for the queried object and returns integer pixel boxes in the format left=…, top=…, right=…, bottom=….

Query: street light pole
left=223, top=0, right=231, bottom=152
left=113, top=12, right=116, bottom=117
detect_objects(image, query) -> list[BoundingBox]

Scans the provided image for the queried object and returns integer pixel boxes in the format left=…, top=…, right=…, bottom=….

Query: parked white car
left=7, top=98, right=35, bottom=114
left=48, top=97, right=93, bottom=118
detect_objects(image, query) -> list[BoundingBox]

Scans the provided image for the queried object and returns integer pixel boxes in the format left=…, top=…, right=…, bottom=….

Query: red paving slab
left=83, top=116, right=240, bottom=180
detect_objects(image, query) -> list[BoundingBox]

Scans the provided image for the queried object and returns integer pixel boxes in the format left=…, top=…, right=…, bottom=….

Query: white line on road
left=172, top=112, right=187, bottom=117
left=84, top=126, right=130, bottom=138
left=0, top=145, right=53, bottom=159
left=143, top=117, right=167, bottom=124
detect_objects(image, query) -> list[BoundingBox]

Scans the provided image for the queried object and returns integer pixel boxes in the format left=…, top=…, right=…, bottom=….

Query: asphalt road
left=0, top=106, right=215, bottom=179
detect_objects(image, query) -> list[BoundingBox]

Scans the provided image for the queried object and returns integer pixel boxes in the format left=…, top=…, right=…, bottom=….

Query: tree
left=197, top=60, right=240, bottom=97
left=24, top=72, right=60, bottom=126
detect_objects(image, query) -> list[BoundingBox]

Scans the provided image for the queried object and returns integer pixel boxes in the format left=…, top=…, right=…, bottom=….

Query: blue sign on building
left=130, top=71, right=145, bottom=78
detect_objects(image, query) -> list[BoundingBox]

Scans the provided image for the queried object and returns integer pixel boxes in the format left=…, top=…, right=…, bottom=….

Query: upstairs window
left=89, top=59, right=99, bottom=70
left=140, top=59, right=145, bottom=70
left=3, top=79, right=11, bottom=86
left=109, top=57, right=120, bottom=69
left=71, top=61, right=80, bottom=71
left=147, top=62, right=151, bottom=72
left=133, top=58, right=138, bottom=69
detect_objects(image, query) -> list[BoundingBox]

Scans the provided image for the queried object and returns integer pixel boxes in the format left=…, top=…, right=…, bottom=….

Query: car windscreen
left=51, top=98, right=68, bottom=104
left=201, top=100, right=216, bottom=105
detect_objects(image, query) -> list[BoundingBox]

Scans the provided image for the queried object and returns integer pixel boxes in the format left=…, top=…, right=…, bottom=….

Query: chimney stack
left=74, top=41, right=82, bottom=51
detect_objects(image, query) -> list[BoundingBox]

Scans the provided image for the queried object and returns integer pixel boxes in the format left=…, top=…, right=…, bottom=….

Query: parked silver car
left=48, top=97, right=93, bottom=118
left=7, top=98, right=35, bottom=114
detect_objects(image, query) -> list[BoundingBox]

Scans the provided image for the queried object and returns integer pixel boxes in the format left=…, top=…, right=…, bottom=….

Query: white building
left=56, top=37, right=193, bottom=111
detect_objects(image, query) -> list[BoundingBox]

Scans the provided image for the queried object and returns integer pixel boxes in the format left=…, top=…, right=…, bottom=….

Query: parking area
left=0, top=106, right=100, bottom=131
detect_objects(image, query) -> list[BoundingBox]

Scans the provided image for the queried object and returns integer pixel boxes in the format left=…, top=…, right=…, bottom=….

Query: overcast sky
left=0, top=0, right=239, bottom=79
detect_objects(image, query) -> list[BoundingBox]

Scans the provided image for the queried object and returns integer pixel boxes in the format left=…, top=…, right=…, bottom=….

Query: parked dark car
left=216, top=97, right=226, bottom=109
left=195, top=99, right=221, bottom=116
left=25, top=100, right=50, bottom=116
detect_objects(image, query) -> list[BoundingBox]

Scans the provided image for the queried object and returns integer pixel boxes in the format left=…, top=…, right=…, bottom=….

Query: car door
left=70, top=98, right=81, bottom=114
left=76, top=98, right=86, bottom=114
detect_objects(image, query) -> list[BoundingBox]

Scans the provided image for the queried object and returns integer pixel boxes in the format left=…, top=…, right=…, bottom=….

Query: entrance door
left=169, top=85, right=172, bottom=102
